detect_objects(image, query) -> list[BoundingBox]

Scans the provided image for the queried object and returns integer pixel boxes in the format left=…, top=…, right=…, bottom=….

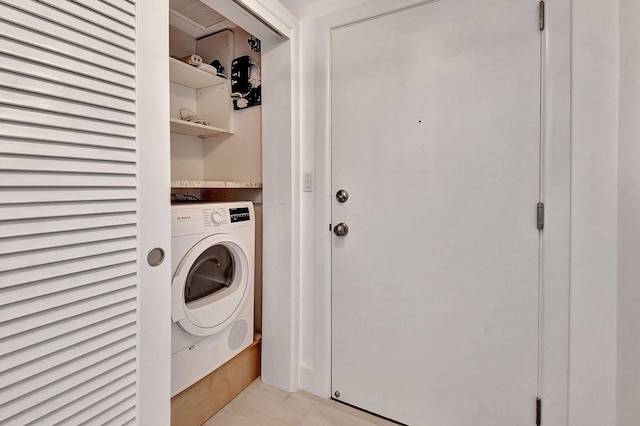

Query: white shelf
left=171, top=180, right=262, bottom=189
left=169, top=57, right=226, bottom=89
left=170, top=118, right=227, bottom=137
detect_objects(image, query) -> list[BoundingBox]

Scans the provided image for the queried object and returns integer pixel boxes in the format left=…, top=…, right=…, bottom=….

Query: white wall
left=617, top=1, right=640, bottom=425
left=569, top=1, right=619, bottom=425
left=202, top=26, right=263, bottom=184
left=170, top=134, right=204, bottom=181
left=202, top=105, right=262, bottom=182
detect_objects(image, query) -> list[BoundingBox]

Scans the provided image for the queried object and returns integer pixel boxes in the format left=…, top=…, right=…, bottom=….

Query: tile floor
left=203, top=379, right=399, bottom=426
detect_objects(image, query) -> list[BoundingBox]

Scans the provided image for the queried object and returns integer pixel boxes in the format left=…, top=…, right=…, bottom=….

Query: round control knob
left=211, top=210, right=223, bottom=225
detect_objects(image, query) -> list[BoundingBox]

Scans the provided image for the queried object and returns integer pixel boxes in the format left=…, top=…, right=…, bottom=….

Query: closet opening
left=168, top=0, right=271, bottom=423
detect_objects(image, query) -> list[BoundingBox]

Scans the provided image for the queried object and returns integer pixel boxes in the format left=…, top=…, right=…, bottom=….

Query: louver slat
left=0, top=88, right=136, bottom=125
left=50, top=374, right=137, bottom=426
left=0, top=155, right=136, bottom=175
left=0, top=212, right=137, bottom=239
left=0, top=195, right=136, bottom=216
left=0, top=37, right=135, bottom=89
left=0, top=123, right=136, bottom=151
left=70, top=0, right=136, bottom=29
left=0, top=324, right=136, bottom=395
left=0, top=107, right=135, bottom=138
left=0, top=140, right=136, bottom=163
left=7, top=0, right=136, bottom=48
left=1, top=366, right=137, bottom=424
left=0, top=276, right=136, bottom=323
left=0, top=237, right=137, bottom=272
left=0, top=172, right=137, bottom=187
left=0, top=0, right=140, bottom=421
left=0, top=55, right=136, bottom=103
left=0, top=299, right=136, bottom=352
left=0, top=327, right=137, bottom=398
left=0, top=3, right=135, bottom=65
left=14, top=369, right=135, bottom=425
left=85, top=402, right=137, bottom=426
left=0, top=250, right=137, bottom=288
left=0, top=70, right=136, bottom=114
left=0, top=27, right=134, bottom=81
left=0, top=287, right=137, bottom=338
left=100, top=0, right=137, bottom=17
left=0, top=225, right=137, bottom=255
left=52, top=384, right=136, bottom=426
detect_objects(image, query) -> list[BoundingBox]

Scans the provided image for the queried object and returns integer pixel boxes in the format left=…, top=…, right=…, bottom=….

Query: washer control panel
left=203, top=207, right=229, bottom=227
left=172, top=202, right=253, bottom=236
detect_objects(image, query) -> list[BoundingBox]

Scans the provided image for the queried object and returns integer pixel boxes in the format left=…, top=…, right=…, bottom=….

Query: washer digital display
left=230, top=207, right=251, bottom=223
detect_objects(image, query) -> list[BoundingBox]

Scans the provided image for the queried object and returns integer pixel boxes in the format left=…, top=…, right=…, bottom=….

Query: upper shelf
left=169, top=57, right=226, bottom=89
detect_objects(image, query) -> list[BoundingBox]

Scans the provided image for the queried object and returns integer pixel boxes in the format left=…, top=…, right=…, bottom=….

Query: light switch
left=303, top=172, right=314, bottom=192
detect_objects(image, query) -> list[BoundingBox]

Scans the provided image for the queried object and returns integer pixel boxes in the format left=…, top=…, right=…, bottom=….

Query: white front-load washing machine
left=170, top=201, right=254, bottom=396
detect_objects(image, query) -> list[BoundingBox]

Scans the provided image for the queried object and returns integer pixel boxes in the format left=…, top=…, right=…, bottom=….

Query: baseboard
left=171, top=334, right=262, bottom=425
left=298, top=364, right=315, bottom=393
left=298, top=364, right=331, bottom=398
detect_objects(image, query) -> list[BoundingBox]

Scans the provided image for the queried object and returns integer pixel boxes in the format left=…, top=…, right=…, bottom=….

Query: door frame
left=299, top=1, right=571, bottom=423
left=137, top=0, right=302, bottom=421
left=189, top=0, right=303, bottom=394
left=137, top=1, right=172, bottom=422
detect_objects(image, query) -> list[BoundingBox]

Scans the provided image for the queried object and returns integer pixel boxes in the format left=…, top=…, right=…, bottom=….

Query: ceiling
left=277, top=0, right=320, bottom=10
left=169, top=0, right=227, bottom=28
left=169, top=0, right=322, bottom=39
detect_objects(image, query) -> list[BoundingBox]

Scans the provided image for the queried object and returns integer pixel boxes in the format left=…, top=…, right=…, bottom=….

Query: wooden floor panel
left=204, top=380, right=398, bottom=426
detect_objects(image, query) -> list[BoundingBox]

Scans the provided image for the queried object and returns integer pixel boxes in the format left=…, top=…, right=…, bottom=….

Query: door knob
left=336, top=189, right=349, bottom=203
left=333, top=223, right=349, bottom=237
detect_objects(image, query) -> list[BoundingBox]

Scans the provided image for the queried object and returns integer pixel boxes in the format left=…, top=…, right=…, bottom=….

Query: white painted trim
left=136, top=1, right=172, bottom=423
left=300, top=14, right=333, bottom=398
left=301, top=3, right=571, bottom=424
left=199, top=0, right=296, bottom=44
left=540, top=1, right=571, bottom=424
left=198, top=0, right=301, bottom=393
left=260, top=31, right=302, bottom=392
left=231, top=0, right=293, bottom=38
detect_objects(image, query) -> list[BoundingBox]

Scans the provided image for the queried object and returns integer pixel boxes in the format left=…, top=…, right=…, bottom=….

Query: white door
left=331, top=1, right=542, bottom=425
left=0, top=1, right=170, bottom=423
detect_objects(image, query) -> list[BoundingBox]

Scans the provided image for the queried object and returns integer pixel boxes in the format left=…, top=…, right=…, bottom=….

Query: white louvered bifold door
left=0, top=0, right=141, bottom=424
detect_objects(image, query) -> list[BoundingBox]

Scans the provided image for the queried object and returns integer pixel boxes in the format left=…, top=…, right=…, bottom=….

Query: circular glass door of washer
left=184, top=245, right=235, bottom=304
